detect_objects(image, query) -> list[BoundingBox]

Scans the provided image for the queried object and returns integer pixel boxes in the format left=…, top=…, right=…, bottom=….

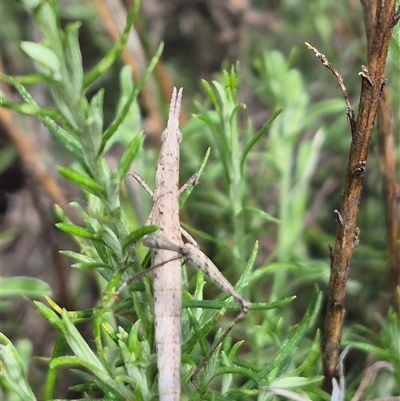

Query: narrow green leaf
left=59, top=250, right=97, bottom=264
left=92, top=240, right=112, bottom=265
left=45, top=118, right=86, bottom=168
left=44, top=335, right=63, bottom=400
left=101, top=226, right=123, bottom=258
left=90, top=86, right=105, bottom=120
left=55, top=223, right=99, bottom=240
left=83, top=0, right=140, bottom=89
left=11, top=81, right=86, bottom=167
left=34, top=301, right=63, bottom=330
left=250, top=286, right=321, bottom=385
left=27, top=0, right=62, bottom=56
left=211, top=81, right=229, bottom=120
left=49, top=356, right=107, bottom=382
left=211, top=366, right=261, bottom=388
left=72, top=262, right=110, bottom=270
left=240, top=108, right=283, bottom=173
left=183, top=297, right=295, bottom=311
left=93, top=314, right=107, bottom=369
left=0, top=72, right=46, bottom=85
left=56, top=310, right=114, bottom=388
left=118, top=131, right=145, bottom=180
left=64, top=22, right=83, bottom=95
left=227, top=340, right=244, bottom=361
left=58, top=251, right=109, bottom=269
left=20, top=41, right=61, bottom=78
left=69, top=376, right=124, bottom=398
left=57, top=166, right=106, bottom=197
left=292, top=331, right=321, bottom=377
left=201, top=79, right=219, bottom=109
left=50, top=309, right=133, bottom=398
left=104, top=66, right=141, bottom=151
left=238, top=206, right=281, bottom=224
left=230, top=102, right=246, bottom=125
left=262, top=387, right=312, bottom=401
left=122, top=225, right=159, bottom=251
left=179, top=147, right=211, bottom=208
left=303, top=99, right=344, bottom=128
left=194, top=105, right=219, bottom=128
left=234, top=240, right=258, bottom=292
left=0, top=334, right=37, bottom=401
left=0, top=99, right=64, bottom=121
left=99, top=318, right=119, bottom=344
left=195, top=104, right=231, bottom=186
left=100, top=42, right=164, bottom=154
left=348, top=341, right=391, bottom=359
left=0, top=277, right=52, bottom=298
left=270, top=375, right=322, bottom=389
left=183, top=306, right=222, bottom=355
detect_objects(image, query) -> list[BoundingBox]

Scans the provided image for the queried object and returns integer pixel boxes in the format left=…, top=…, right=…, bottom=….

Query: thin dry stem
left=351, top=361, right=394, bottom=401
left=305, top=42, right=356, bottom=135
left=307, top=1, right=398, bottom=392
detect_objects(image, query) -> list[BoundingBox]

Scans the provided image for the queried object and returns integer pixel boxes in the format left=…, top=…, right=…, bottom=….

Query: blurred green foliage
left=0, top=0, right=399, bottom=400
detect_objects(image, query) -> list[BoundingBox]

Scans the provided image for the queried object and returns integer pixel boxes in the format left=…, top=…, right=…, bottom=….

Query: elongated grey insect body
left=147, top=87, right=183, bottom=401
left=142, top=87, right=250, bottom=400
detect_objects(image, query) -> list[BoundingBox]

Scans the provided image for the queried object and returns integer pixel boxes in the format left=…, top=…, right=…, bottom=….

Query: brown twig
left=307, top=0, right=397, bottom=392
left=363, top=0, right=400, bottom=317
left=305, top=42, right=357, bottom=136
left=377, top=86, right=400, bottom=316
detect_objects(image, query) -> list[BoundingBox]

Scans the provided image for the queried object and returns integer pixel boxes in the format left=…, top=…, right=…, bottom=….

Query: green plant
left=0, top=1, right=315, bottom=399
left=349, top=308, right=400, bottom=396
left=0, top=334, right=36, bottom=401
left=253, top=50, right=345, bottom=301
left=1, top=0, right=399, bottom=400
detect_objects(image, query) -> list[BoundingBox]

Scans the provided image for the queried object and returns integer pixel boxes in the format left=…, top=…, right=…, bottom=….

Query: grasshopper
left=137, top=87, right=251, bottom=401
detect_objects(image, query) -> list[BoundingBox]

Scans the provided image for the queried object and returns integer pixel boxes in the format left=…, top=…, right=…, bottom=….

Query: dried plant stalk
left=308, top=0, right=398, bottom=392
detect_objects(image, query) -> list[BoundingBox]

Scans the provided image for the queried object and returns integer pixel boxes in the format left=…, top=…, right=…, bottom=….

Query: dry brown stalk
left=377, top=86, right=400, bottom=315
left=307, top=0, right=398, bottom=392
left=362, top=0, right=400, bottom=317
